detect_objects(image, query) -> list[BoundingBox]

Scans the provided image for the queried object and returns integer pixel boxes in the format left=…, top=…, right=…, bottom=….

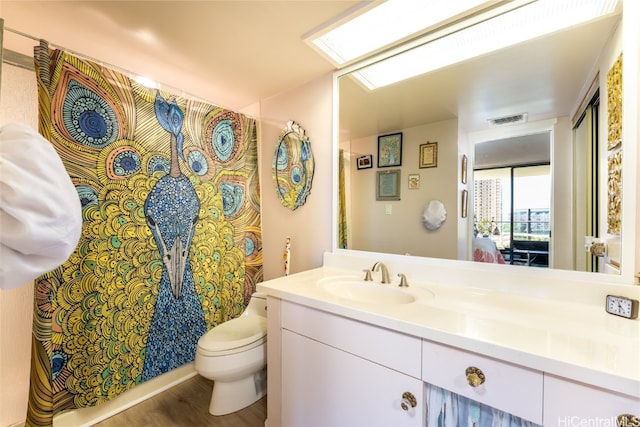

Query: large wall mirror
left=334, top=0, right=638, bottom=282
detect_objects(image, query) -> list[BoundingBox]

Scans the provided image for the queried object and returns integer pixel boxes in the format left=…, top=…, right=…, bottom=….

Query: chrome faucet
left=371, top=262, right=391, bottom=284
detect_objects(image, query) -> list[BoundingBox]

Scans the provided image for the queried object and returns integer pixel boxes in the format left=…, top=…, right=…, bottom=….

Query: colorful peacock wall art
left=141, top=92, right=206, bottom=380
left=26, top=45, right=262, bottom=426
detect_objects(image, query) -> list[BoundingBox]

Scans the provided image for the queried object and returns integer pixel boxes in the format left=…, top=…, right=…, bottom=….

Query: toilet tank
left=245, top=292, right=267, bottom=317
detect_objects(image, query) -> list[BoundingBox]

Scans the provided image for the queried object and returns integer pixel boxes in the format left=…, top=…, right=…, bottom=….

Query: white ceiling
left=338, top=12, right=621, bottom=140
left=1, top=0, right=359, bottom=111
left=1, top=1, right=622, bottom=139
left=475, top=133, right=551, bottom=169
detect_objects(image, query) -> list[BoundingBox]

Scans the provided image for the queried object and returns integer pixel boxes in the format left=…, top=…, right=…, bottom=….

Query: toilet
left=195, top=292, right=267, bottom=416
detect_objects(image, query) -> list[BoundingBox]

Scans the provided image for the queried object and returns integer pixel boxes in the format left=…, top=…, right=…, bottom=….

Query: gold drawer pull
left=465, top=366, right=485, bottom=387
left=617, top=414, right=639, bottom=427
left=400, top=392, right=417, bottom=411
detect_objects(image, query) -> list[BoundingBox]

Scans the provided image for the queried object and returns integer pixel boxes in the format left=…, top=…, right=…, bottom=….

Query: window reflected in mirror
left=474, top=165, right=550, bottom=268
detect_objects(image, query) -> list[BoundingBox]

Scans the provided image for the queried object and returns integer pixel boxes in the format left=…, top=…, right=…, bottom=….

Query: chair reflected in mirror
left=472, top=237, right=505, bottom=264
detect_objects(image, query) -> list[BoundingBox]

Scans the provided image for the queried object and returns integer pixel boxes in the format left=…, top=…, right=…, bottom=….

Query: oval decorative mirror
left=272, top=120, right=315, bottom=210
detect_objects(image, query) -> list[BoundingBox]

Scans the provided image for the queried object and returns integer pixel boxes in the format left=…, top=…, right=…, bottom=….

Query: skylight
left=352, top=0, right=620, bottom=90
left=307, top=0, right=620, bottom=90
left=305, top=0, right=496, bottom=67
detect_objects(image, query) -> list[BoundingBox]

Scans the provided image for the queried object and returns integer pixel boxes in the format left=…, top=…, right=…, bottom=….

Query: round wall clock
left=272, top=121, right=315, bottom=210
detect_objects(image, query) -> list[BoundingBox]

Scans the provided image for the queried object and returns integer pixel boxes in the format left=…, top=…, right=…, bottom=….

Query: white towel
left=0, top=123, right=82, bottom=289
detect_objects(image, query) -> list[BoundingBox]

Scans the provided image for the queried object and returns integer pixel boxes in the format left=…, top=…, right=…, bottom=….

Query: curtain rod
left=2, top=49, right=34, bottom=71
left=3, top=26, right=254, bottom=116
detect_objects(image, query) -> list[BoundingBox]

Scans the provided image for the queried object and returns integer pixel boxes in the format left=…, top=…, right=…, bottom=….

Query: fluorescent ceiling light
left=353, top=0, right=620, bottom=90
left=307, top=0, right=496, bottom=67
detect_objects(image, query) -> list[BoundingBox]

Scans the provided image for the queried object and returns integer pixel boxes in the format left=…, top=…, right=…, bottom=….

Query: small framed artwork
left=461, top=154, right=468, bottom=184
left=419, top=142, right=438, bottom=168
left=377, top=133, right=402, bottom=168
left=376, top=169, right=401, bottom=201
left=461, top=189, right=468, bottom=218
left=356, top=154, right=373, bottom=170
left=408, top=174, right=420, bottom=189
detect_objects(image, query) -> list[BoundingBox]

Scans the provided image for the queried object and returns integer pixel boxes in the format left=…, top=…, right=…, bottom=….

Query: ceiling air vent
left=488, top=113, right=528, bottom=126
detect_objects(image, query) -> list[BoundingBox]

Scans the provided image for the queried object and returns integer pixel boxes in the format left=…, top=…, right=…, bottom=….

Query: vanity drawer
left=281, top=301, right=421, bottom=378
left=544, top=374, right=640, bottom=425
left=422, top=340, right=543, bottom=424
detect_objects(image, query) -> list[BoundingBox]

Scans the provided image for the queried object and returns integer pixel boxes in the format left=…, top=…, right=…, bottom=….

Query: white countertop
left=257, top=253, right=640, bottom=398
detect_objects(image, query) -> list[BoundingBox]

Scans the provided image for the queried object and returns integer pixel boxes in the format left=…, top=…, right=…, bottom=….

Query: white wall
left=258, top=73, right=334, bottom=280
left=0, top=63, right=38, bottom=427
left=348, top=119, right=458, bottom=259
left=551, top=117, right=574, bottom=271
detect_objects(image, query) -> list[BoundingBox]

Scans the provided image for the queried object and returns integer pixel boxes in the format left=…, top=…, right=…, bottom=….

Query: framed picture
left=408, top=174, right=420, bottom=189
left=461, top=154, right=468, bottom=184
left=419, top=142, right=437, bottom=168
left=376, top=169, right=401, bottom=201
left=461, top=189, right=468, bottom=218
left=377, top=133, right=402, bottom=168
left=356, top=154, right=373, bottom=170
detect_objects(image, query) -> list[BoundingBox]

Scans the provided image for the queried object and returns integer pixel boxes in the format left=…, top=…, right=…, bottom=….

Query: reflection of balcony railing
left=489, top=224, right=550, bottom=238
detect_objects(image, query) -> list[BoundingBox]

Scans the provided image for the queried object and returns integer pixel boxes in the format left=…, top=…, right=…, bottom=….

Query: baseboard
left=53, top=363, right=197, bottom=427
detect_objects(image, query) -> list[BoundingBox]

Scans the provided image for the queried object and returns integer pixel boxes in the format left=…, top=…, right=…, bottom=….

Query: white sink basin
left=317, top=276, right=431, bottom=305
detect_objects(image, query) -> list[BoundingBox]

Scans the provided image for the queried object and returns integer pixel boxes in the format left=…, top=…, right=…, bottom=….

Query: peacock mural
left=26, top=46, right=262, bottom=426
left=141, top=93, right=206, bottom=380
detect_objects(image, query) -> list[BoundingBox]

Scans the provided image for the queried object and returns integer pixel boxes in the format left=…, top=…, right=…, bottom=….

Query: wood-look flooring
left=93, top=375, right=266, bottom=427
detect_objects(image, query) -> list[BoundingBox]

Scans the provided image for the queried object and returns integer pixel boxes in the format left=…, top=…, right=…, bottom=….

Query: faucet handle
left=362, top=269, right=373, bottom=281
left=397, top=273, right=409, bottom=287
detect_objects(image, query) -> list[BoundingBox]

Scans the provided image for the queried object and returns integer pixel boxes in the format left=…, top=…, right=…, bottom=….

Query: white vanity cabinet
left=543, top=375, right=640, bottom=426
left=279, top=300, right=424, bottom=427
left=263, top=291, right=639, bottom=427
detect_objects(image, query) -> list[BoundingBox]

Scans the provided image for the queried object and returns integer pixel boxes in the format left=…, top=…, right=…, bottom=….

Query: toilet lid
left=198, top=315, right=267, bottom=354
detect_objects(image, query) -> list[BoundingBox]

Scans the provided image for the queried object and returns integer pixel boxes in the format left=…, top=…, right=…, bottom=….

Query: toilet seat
left=197, top=315, right=266, bottom=356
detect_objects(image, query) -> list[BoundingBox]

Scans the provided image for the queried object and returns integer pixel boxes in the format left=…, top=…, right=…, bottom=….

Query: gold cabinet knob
left=465, top=366, right=485, bottom=387
left=617, top=414, right=639, bottom=427
left=400, top=391, right=417, bottom=411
